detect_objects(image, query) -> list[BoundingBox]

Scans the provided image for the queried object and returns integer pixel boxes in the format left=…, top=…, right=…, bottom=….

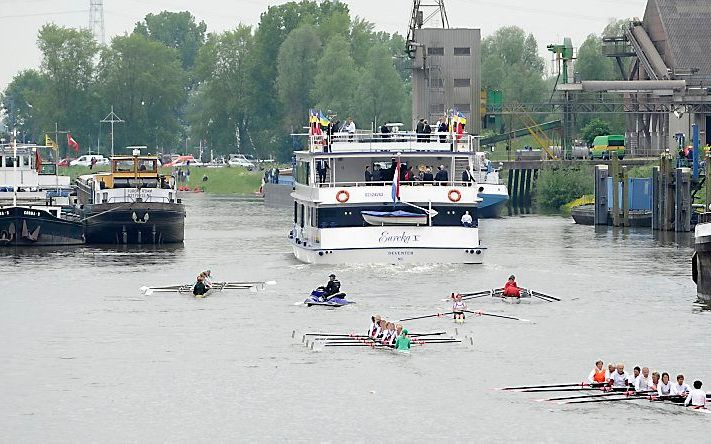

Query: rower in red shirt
left=502, top=275, right=521, bottom=298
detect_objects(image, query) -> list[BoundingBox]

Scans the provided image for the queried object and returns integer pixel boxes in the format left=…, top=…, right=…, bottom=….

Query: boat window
left=22, top=156, right=30, bottom=167
left=114, top=159, right=135, bottom=173
left=138, top=159, right=157, bottom=172
left=295, top=161, right=310, bottom=185
left=4, top=156, right=16, bottom=167
left=300, top=204, right=305, bottom=228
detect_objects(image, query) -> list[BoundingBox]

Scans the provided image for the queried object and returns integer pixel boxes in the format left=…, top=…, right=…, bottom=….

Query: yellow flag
left=45, top=134, right=58, bottom=150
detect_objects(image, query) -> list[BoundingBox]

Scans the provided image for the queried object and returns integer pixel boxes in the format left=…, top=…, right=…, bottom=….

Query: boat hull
left=694, top=220, right=711, bottom=303
left=291, top=243, right=485, bottom=264
left=0, top=206, right=84, bottom=246
left=478, top=192, right=509, bottom=218
left=82, top=202, right=185, bottom=244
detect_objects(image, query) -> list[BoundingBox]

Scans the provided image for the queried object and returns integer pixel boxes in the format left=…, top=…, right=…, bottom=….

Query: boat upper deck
left=0, top=144, right=69, bottom=188
left=297, top=131, right=477, bottom=155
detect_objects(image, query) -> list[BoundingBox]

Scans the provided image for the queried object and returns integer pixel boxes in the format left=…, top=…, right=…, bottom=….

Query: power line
left=0, top=9, right=87, bottom=19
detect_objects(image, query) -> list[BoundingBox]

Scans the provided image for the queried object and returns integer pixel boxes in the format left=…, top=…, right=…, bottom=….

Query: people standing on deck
left=416, top=118, right=425, bottom=142
left=635, top=367, right=653, bottom=391
left=344, top=117, right=356, bottom=141
left=404, top=165, right=415, bottom=182
left=394, top=328, right=412, bottom=351
left=609, top=363, right=631, bottom=389
left=452, top=293, right=467, bottom=322
left=423, top=120, right=432, bottom=143
left=438, top=117, right=448, bottom=143
left=462, top=166, right=474, bottom=185
left=423, top=167, right=434, bottom=183
left=587, top=360, right=608, bottom=385
left=502, top=275, right=521, bottom=298
left=316, top=159, right=329, bottom=183
left=434, top=165, right=448, bottom=184
left=461, top=211, right=473, bottom=228
left=671, top=374, right=691, bottom=397
left=364, top=165, right=372, bottom=183
left=684, top=381, right=706, bottom=408
left=380, top=122, right=391, bottom=139
left=372, top=164, right=382, bottom=183
left=658, top=372, right=672, bottom=396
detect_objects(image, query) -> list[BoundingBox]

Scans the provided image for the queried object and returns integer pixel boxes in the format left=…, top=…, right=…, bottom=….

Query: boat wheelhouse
left=0, top=141, right=83, bottom=246
left=75, top=150, right=185, bottom=244
left=290, top=130, right=487, bottom=264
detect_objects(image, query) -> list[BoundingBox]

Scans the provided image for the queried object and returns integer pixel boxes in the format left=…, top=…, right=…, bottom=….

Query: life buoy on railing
left=448, top=189, right=462, bottom=202
left=336, top=189, right=350, bottom=203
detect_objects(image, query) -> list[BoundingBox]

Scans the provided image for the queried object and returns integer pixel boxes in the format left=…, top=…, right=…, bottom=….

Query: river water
left=1, top=195, right=708, bottom=443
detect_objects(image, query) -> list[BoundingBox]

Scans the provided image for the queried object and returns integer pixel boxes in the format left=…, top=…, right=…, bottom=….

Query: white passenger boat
left=289, top=127, right=487, bottom=264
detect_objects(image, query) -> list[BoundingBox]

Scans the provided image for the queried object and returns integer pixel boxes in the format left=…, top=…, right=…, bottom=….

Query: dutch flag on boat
left=391, top=160, right=400, bottom=203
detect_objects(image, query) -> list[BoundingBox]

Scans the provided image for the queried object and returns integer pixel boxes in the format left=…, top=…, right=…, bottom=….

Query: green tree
left=312, top=35, right=360, bottom=118
left=482, top=26, right=546, bottom=105
left=276, top=25, right=321, bottom=131
left=2, top=69, right=47, bottom=142
left=98, top=34, right=186, bottom=149
left=580, top=118, right=612, bottom=146
left=355, top=44, right=406, bottom=127
left=191, top=26, right=255, bottom=156
left=36, top=24, right=99, bottom=154
left=134, top=11, right=207, bottom=70
left=535, top=167, right=594, bottom=212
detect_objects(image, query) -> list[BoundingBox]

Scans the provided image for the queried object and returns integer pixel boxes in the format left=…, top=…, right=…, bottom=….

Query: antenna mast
left=89, top=0, right=105, bottom=45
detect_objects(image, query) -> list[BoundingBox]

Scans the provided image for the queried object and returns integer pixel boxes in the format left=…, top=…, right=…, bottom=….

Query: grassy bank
left=59, top=165, right=263, bottom=195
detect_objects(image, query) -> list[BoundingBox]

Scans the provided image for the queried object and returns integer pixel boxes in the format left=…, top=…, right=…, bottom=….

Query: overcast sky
left=0, top=0, right=647, bottom=90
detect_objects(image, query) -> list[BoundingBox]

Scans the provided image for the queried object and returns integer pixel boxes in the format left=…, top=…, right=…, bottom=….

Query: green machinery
left=547, top=38, right=575, bottom=158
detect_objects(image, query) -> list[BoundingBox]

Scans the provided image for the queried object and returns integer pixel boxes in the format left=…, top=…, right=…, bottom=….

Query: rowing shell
left=140, top=280, right=276, bottom=296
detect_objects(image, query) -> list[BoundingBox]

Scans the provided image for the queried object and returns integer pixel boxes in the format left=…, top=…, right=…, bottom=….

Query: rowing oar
left=531, top=291, right=560, bottom=302
left=399, top=312, right=455, bottom=322
left=301, top=331, right=446, bottom=338
left=464, top=310, right=533, bottom=323
left=542, top=390, right=655, bottom=402
left=497, top=382, right=605, bottom=391
left=562, top=395, right=647, bottom=405
left=441, top=290, right=491, bottom=301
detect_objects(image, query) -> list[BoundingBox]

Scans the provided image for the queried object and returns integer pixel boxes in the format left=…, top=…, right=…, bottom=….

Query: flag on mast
left=391, top=159, right=400, bottom=203
left=67, top=133, right=80, bottom=152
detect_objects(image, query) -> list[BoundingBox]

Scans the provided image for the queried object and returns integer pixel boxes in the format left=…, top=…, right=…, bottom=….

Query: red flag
left=35, top=150, right=42, bottom=173
left=67, top=133, right=80, bottom=152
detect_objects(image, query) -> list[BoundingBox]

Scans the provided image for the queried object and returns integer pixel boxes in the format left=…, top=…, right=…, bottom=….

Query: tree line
left=1, top=0, right=626, bottom=159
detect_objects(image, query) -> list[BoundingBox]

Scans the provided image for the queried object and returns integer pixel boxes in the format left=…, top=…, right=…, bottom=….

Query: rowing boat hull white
left=292, top=243, right=485, bottom=264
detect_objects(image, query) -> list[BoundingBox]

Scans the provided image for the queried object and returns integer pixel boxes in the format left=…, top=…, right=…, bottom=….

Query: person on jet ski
left=317, top=274, right=342, bottom=301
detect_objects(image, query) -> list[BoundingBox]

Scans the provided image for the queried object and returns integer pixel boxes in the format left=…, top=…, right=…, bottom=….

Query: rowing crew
left=368, top=315, right=411, bottom=350
left=193, top=270, right=214, bottom=296
left=587, top=360, right=707, bottom=407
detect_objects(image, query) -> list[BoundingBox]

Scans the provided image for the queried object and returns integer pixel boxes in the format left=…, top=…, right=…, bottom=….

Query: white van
left=70, top=155, right=109, bottom=167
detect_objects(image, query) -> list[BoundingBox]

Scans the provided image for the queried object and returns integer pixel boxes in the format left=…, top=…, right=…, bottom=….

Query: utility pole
left=100, top=107, right=125, bottom=157
left=89, top=0, right=105, bottom=45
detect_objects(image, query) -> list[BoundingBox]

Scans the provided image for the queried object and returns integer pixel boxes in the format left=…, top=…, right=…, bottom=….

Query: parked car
left=164, top=155, right=203, bottom=167
left=70, top=155, right=109, bottom=166
left=58, top=158, right=72, bottom=167
left=228, top=154, right=255, bottom=170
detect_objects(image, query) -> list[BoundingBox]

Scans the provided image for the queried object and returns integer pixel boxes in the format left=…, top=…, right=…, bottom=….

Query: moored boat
left=0, top=138, right=84, bottom=246
left=75, top=148, right=185, bottom=244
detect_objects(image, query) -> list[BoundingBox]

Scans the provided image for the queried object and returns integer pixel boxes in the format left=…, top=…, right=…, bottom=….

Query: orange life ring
left=448, top=189, right=462, bottom=202
left=336, top=190, right=351, bottom=203
left=336, top=190, right=350, bottom=203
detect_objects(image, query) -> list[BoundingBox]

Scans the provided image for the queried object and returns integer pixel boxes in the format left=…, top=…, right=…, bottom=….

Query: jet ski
left=304, top=289, right=354, bottom=307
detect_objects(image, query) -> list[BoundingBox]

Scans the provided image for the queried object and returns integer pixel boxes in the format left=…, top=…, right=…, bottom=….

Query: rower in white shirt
left=634, top=367, right=653, bottom=392
left=684, top=381, right=707, bottom=408
left=657, top=372, right=672, bottom=396
left=368, top=314, right=381, bottom=338
left=671, top=374, right=691, bottom=398
left=649, top=371, right=661, bottom=391
left=609, top=363, right=631, bottom=389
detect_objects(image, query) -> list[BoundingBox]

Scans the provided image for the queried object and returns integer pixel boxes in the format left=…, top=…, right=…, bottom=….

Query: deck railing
left=315, top=180, right=479, bottom=188
left=295, top=131, right=477, bottom=153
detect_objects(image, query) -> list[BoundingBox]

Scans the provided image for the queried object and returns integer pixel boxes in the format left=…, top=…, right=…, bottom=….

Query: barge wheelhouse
left=290, top=131, right=487, bottom=264
left=75, top=150, right=185, bottom=244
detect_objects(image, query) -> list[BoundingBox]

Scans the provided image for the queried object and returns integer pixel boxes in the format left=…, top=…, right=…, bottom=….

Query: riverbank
left=59, top=166, right=263, bottom=195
